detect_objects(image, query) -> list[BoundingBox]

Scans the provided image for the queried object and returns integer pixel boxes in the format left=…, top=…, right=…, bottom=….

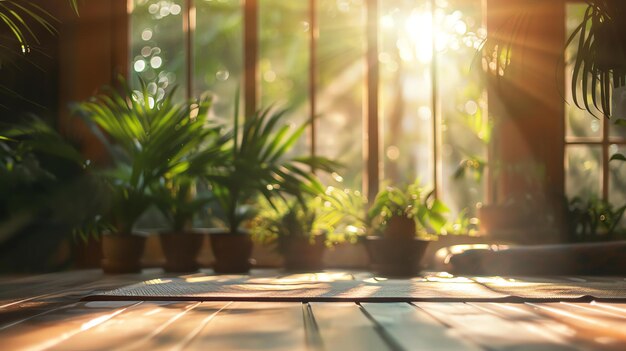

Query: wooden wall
left=56, top=0, right=128, bottom=164
left=485, top=0, right=566, bottom=241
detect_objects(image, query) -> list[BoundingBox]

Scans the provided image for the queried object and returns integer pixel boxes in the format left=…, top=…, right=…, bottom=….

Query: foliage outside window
left=565, top=3, right=626, bottom=213
left=129, top=0, right=487, bottom=222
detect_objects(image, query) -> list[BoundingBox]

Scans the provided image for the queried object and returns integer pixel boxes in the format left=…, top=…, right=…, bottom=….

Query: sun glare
left=385, top=7, right=474, bottom=65
left=404, top=10, right=434, bottom=63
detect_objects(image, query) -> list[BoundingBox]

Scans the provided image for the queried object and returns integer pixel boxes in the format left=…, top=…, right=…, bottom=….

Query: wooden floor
left=2, top=270, right=626, bottom=350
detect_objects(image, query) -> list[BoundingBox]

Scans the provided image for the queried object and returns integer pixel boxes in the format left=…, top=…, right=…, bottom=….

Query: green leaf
left=610, top=153, right=626, bottom=162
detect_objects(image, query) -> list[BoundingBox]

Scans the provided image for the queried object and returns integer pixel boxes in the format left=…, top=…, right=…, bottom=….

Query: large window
left=130, top=0, right=486, bottom=217
left=565, top=3, right=626, bottom=207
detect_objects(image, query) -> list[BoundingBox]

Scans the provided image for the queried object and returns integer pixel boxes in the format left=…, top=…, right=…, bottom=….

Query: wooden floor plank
left=360, top=302, right=482, bottom=351
left=0, top=270, right=100, bottom=304
left=469, top=302, right=601, bottom=351
left=118, top=301, right=230, bottom=351
left=589, top=302, right=626, bottom=315
left=2, top=270, right=626, bottom=351
left=310, top=302, right=391, bottom=351
left=0, top=271, right=162, bottom=328
left=47, top=301, right=200, bottom=351
left=414, top=302, right=579, bottom=351
left=0, top=301, right=141, bottom=351
left=0, top=301, right=80, bottom=332
left=184, top=302, right=307, bottom=351
left=525, top=302, right=626, bottom=349
left=560, top=302, right=626, bottom=320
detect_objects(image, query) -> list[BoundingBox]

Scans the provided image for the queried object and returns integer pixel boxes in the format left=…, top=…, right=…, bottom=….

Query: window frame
left=131, top=0, right=485, bottom=205
left=564, top=0, right=626, bottom=202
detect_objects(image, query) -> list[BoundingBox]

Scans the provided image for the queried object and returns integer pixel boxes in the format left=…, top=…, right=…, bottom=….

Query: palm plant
left=209, top=102, right=339, bottom=235
left=75, top=78, right=213, bottom=235
left=150, top=108, right=229, bottom=233
left=0, top=0, right=78, bottom=53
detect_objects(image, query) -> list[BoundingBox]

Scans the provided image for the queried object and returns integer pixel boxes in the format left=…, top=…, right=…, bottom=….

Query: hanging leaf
left=610, top=153, right=626, bottom=162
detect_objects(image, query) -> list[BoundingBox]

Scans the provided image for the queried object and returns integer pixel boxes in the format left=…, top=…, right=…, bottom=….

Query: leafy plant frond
left=75, top=78, right=214, bottom=233
left=368, top=180, right=450, bottom=236
left=566, top=1, right=626, bottom=117
left=209, top=104, right=339, bottom=233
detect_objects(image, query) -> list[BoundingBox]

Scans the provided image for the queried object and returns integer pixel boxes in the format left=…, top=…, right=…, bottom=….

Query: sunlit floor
left=2, top=269, right=626, bottom=350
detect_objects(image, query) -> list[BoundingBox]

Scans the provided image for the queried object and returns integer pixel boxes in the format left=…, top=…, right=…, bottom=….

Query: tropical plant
left=481, top=0, right=625, bottom=118
left=0, top=117, right=105, bottom=271
left=208, top=101, right=339, bottom=235
left=443, top=208, right=480, bottom=236
left=251, top=194, right=349, bottom=252
left=75, top=78, right=214, bottom=235
left=567, top=196, right=626, bottom=242
left=150, top=106, right=230, bottom=233
left=319, top=186, right=370, bottom=239
left=368, top=181, right=450, bottom=239
left=0, top=0, right=78, bottom=54
left=0, top=1, right=79, bottom=108
left=566, top=1, right=626, bottom=118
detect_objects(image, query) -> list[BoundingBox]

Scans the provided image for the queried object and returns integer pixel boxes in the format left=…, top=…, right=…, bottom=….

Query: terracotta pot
left=101, top=234, right=146, bottom=274
left=364, top=236, right=429, bottom=277
left=160, top=231, right=204, bottom=273
left=210, top=232, right=253, bottom=274
left=280, top=233, right=326, bottom=272
left=384, top=215, right=416, bottom=240
left=73, top=237, right=103, bottom=269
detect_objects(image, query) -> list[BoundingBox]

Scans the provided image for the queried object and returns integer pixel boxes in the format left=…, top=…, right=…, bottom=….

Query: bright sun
left=383, top=8, right=466, bottom=64
left=404, top=10, right=434, bottom=63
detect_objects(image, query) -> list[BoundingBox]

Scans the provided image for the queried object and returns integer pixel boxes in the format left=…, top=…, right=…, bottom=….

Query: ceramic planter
left=280, top=233, right=326, bottom=272
left=364, top=237, right=429, bottom=277
left=101, top=234, right=146, bottom=274
left=159, top=231, right=204, bottom=273
left=209, top=231, right=253, bottom=274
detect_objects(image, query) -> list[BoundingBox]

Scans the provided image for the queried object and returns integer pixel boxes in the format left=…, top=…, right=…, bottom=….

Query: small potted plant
left=207, top=102, right=336, bottom=274
left=251, top=195, right=341, bottom=272
left=364, top=181, right=450, bottom=276
left=76, top=78, right=211, bottom=273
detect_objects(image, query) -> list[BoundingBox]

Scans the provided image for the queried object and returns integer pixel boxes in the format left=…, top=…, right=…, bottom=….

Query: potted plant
left=251, top=195, right=343, bottom=272
left=75, top=79, right=211, bottom=273
left=364, top=181, right=450, bottom=276
left=153, top=178, right=207, bottom=273
left=0, top=117, right=107, bottom=272
left=151, top=114, right=229, bottom=272
left=207, top=102, right=337, bottom=274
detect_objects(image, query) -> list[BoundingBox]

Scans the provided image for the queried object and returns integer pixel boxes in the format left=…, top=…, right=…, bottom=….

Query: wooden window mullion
left=244, top=0, right=258, bottom=118
left=602, top=115, right=609, bottom=201
left=431, top=0, right=442, bottom=199
left=183, top=0, right=195, bottom=100
left=365, top=0, right=380, bottom=201
left=309, top=0, right=317, bottom=163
